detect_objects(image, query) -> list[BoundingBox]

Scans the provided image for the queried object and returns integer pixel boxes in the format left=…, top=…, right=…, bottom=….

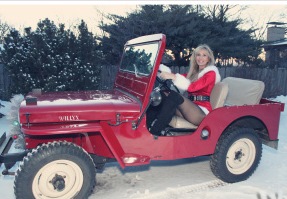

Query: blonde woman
left=149, top=44, right=221, bottom=135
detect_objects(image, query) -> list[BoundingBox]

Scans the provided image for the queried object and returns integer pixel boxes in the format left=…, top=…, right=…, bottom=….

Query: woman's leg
left=149, top=90, right=184, bottom=135
left=176, top=96, right=206, bottom=126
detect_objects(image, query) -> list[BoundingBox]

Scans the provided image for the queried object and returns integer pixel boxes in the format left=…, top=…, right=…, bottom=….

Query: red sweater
left=173, top=65, right=221, bottom=112
left=184, top=71, right=216, bottom=112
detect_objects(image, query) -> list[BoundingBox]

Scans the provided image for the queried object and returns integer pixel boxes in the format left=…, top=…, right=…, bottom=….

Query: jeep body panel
left=113, top=99, right=283, bottom=163
left=22, top=97, right=282, bottom=167
left=19, top=90, right=140, bottom=125
left=2, top=34, right=284, bottom=171
left=17, top=34, right=167, bottom=168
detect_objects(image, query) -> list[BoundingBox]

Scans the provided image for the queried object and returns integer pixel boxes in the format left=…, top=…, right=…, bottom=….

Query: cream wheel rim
left=226, top=138, right=256, bottom=175
left=32, top=159, right=83, bottom=199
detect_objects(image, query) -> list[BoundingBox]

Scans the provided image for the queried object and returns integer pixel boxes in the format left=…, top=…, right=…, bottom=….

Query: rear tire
left=210, top=128, right=262, bottom=183
left=14, top=141, right=96, bottom=199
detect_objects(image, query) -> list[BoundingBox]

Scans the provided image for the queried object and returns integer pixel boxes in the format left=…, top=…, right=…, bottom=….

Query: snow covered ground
left=0, top=95, right=286, bottom=199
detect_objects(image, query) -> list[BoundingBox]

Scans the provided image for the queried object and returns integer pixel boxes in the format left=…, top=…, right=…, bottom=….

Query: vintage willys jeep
left=0, top=34, right=285, bottom=198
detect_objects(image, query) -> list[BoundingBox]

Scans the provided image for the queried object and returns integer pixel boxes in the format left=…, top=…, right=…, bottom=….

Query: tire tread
left=14, top=141, right=96, bottom=199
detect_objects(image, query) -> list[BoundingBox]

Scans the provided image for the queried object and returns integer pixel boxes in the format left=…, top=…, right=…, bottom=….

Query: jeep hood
left=19, top=89, right=141, bottom=124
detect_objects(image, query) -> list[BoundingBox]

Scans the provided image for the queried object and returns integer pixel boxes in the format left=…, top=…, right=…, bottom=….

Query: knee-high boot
left=149, top=90, right=184, bottom=135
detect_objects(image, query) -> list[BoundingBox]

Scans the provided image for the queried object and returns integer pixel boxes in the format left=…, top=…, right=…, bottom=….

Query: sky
left=0, top=1, right=287, bottom=39
left=0, top=3, right=138, bottom=34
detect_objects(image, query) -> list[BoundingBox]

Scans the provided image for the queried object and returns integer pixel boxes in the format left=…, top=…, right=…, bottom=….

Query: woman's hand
left=160, top=71, right=176, bottom=81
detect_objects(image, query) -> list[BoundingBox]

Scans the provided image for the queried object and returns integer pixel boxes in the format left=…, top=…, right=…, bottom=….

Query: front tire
left=14, top=141, right=96, bottom=199
left=210, top=128, right=262, bottom=183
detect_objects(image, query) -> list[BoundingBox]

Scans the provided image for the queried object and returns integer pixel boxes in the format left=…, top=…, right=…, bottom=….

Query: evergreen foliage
left=1, top=18, right=103, bottom=96
left=121, top=46, right=153, bottom=74
left=98, top=5, right=263, bottom=67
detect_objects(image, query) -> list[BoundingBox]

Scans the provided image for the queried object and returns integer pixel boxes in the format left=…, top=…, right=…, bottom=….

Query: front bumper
left=0, top=132, right=29, bottom=175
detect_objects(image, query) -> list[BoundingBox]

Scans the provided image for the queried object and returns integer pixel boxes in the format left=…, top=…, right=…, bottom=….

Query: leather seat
left=169, top=82, right=229, bottom=129
left=222, top=77, right=265, bottom=106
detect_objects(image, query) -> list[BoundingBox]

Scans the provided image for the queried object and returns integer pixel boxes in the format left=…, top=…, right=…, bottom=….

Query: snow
left=0, top=96, right=286, bottom=199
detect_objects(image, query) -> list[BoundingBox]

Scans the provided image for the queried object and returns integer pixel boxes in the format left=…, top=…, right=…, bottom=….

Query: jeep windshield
left=119, top=42, right=159, bottom=76
left=114, top=34, right=166, bottom=103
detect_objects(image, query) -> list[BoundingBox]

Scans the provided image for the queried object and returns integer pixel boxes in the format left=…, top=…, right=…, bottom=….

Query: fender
left=99, top=121, right=125, bottom=168
left=195, top=102, right=283, bottom=155
left=21, top=122, right=126, bottom=168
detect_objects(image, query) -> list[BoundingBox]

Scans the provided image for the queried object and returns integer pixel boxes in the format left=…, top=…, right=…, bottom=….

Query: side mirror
left=150, top=89, right=162, bottom=106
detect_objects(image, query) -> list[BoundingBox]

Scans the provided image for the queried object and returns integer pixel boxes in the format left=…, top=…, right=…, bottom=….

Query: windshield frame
left=119, top=41, right=160, bottom=77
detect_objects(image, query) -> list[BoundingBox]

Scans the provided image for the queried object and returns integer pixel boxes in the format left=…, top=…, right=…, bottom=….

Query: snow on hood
left=18, top=90, right=141, bottom=124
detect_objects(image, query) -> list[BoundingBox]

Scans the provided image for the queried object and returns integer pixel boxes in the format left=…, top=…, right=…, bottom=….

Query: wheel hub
left=31, top=157, right=85, bottom=198
left=50, top=174, right=66, bottom=191
left=234, top=149, right=244, bottom=161
left=226, top=138, right=256, bottom=175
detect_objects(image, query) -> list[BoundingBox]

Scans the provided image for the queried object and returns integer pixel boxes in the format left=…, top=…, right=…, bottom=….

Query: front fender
left=99, top=121, right=125, bottom=168
left=21, top=122, right=126, bottom=168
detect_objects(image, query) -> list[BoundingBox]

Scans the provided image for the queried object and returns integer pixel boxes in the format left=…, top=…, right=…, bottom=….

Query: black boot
left=149, top=91, right=184, bottom=135
left=146, top=90, right=169, bottom=129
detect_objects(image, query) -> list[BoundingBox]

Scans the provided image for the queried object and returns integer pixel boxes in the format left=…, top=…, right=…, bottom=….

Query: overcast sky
left=0, top=1, right=286, bottom=39
left=0, top=3, right=137, bottom=33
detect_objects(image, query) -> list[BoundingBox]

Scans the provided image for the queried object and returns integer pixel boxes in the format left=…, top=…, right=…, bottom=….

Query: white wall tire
left=210, top=128, right=262, bottom=183
left=14, top=141, right=96, bottom=199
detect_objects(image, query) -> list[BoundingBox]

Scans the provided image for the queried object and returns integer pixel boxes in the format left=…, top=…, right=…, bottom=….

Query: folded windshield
left=120, top=42, right=159, bottom=76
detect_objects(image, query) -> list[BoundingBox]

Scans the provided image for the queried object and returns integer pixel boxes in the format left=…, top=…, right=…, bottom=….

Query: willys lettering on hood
left=19, top=90, right=140, bottom=124
left=58, top=115, right=80, bottom=122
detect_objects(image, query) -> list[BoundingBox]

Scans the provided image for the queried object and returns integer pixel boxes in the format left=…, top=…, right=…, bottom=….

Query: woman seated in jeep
left=149, top=44, right=221, bottom=135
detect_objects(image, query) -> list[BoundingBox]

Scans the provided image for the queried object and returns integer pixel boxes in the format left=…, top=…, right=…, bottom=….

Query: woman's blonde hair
left=186, top=44, right=215, bottom=79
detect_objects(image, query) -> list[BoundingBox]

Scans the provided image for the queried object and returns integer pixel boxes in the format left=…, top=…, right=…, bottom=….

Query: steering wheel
left=156, top=76, right=180, bottom=93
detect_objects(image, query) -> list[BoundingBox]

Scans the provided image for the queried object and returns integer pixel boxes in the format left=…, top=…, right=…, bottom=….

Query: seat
left=210, top=82, right=229, bottom=109
left=222, top=77, right=265, bottom=106
left=169, top=82, right=229, bottom=129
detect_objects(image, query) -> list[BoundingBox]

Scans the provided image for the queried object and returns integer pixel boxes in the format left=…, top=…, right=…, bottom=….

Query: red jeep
left=0, top=34, right=284, bottom=199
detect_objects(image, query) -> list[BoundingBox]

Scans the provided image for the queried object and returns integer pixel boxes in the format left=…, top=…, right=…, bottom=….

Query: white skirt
left=199, top=105, right=209, bottom=115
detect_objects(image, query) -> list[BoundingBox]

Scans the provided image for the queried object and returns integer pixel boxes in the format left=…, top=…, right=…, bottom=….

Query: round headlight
left=150, top=90, right=162, bottom=106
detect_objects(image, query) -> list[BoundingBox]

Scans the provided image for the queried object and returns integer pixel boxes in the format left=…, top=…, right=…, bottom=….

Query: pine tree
left=98, top=5, right=263, bottom=67
left=1, top=18, right=103, bottom=96
left=72, top=20, right=102, bottom=90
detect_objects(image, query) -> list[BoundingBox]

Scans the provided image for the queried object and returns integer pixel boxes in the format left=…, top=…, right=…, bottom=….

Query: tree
left=98, top=5, right=167, bottom=65
left=72, top=20, right=102, bottom=90
left=201, top=5, right=264, bottom=67
left=0, top=19, right=10, bottom=43
left=1, top=18, right=103, bottom=96
left=98, top=5, right=263, bottom=67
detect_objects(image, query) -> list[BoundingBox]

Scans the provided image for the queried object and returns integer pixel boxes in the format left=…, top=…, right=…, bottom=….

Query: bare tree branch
left=0, top=19, right=11, bottom=43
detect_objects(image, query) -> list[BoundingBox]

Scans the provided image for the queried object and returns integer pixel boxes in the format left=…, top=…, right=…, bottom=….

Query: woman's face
left=196, top=49, right=210, bottom=69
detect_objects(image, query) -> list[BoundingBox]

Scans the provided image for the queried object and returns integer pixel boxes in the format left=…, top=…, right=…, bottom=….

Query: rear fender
left=197, top=103, right=282, bottom=155
left=223, top=116, right=278, bottom=149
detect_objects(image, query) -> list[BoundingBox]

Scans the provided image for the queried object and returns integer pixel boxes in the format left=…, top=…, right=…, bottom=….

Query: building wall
left=267, top=27, right=285, bottom=42
left=265, top=26, right=286, bottom=65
